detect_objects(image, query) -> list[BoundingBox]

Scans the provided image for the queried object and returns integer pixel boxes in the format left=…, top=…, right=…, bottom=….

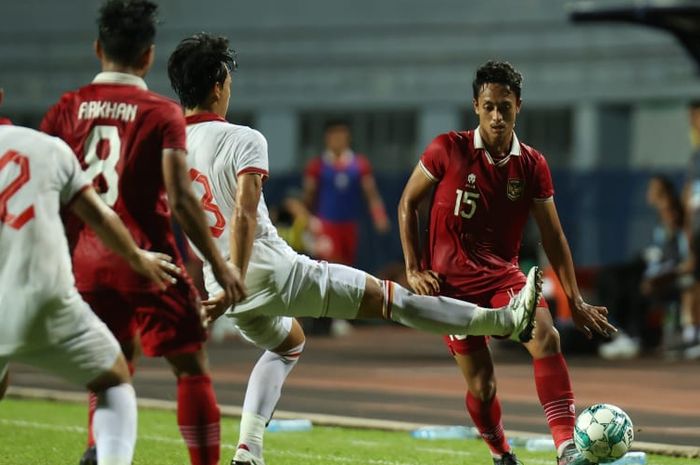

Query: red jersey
left=40, top=72, right=187, bottom=293
left=419, top=128, right=554, bottom=300
left=304, top=151, right=372, bottom=222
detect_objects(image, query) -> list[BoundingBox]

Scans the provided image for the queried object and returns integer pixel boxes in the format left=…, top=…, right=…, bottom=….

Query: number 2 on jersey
left=189, top=168, right=226, bottom=238
left=84, top=125, right=121, bottom=206
left=0, top=150, right=35, bottom=229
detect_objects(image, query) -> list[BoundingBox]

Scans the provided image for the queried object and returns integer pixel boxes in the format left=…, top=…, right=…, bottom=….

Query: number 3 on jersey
left=189, top=168, right=226, bottom=238
left=84, top=125, right=121, bottom=206
left=454, top=189, right=480, bottom=219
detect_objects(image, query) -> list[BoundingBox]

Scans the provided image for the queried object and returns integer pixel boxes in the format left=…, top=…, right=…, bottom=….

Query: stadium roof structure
left=569, top=0, right=700, bottom=69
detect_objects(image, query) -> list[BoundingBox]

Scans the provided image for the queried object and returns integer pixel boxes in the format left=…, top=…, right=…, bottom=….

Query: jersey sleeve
left=304, top=157, right=322, bottom=179
left=235, top=129, right=269, bottom=179
left=356, top=154, right=373, bottom=178
left=53, top=137, right=90, bottom=206
left=532, top=154, right=554, bottom=202
left=159, top=104, right=187, bottom=151
left=40, top=100, right=66, bottom=136
left=419, top=133, right=451, bottom=182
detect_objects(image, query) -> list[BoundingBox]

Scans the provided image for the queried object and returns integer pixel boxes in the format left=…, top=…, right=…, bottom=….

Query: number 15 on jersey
left=454, top=189, right=480, bottom=219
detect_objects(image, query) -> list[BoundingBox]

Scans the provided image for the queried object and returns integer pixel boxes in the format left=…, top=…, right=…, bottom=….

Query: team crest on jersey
left=467, top=173, right=476, bottom=186
left=506, top=178, right=524, bottom=201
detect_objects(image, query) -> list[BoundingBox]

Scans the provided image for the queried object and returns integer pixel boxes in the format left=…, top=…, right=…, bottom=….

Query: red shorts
left=443, top=279, right=548, bottom=356
left=81, top=279, right=205, bottom=357
left=317, top=220, right=358, bottom=265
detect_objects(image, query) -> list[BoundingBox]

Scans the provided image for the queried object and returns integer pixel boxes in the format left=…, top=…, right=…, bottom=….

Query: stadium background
left=3, top=0, right=698, bottom=272
left=2, top=0, right=700, bottom=455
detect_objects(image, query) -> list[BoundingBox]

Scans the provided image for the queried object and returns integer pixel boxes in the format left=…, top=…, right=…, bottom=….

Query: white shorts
left=204, top=236, right=366, bottom=348
left=230, top=313, right=294, bottom=351
left=0, top=291, right=121, bottom=387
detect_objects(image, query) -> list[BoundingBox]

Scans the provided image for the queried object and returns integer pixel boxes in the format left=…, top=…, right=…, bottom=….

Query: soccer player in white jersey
left=167, top=34, right=543, bottom=465
left=0, top=89, right=181, bottom=465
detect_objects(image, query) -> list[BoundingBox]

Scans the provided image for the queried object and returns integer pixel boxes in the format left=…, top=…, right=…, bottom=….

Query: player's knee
left=470, top=377, right=497, bottom=403
left=534, top=324, right=561, bottom=355
left=275, top=339, right=305, bottom=364
left=87, top=354, right=130, bottom=392
left=166, top=350, right=208, bottom=378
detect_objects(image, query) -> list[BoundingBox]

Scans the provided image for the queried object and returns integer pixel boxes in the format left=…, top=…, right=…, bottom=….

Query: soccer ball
left=574, top=404, right=634, bottom=463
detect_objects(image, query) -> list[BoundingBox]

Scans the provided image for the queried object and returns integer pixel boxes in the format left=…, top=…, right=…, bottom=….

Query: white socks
left=238, top=341, right=305, bottom=457
left=237, top=412, right=267, bottom=459
left=93, top=383, right=137, bottom=465
left=383, top=281, right=513, bottom=336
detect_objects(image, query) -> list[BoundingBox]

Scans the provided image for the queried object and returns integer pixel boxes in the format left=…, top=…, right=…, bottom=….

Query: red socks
left=177, top=375, right=221, bottom=465
left=466, top=392, right=510, bottom=456
left=88, top=370, right=221, bottom=465
left=533, top=353, right=575, bottom=449
left=87, top=391, right=98, bottom=447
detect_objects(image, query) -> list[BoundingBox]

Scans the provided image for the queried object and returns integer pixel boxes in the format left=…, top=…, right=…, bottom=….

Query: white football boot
left=506, top=266, right=542, bottom=343
left=232, top=447, right=265, bottom=465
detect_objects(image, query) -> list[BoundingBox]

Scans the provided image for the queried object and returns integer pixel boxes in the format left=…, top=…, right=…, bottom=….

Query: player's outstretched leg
left=358, top=266, right=542, bottom=340
left=505, top=266, right=541, bottom=343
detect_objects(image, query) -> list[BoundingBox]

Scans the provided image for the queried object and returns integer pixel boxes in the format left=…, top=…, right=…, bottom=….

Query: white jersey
left=186, top=114, right=365, bottom=342
left=0, top=124, right=90, bottom=354
left=186, top=114, right=298, bottom=311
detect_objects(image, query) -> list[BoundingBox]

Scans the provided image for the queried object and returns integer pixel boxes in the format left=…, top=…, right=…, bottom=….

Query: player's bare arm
left=361, top=174, right=390, bottom=233
left=202, top=172, right=261, bottom=323
left=302, top=173, right=318, bottom=210
left=69, top=186, right=181, bottom=290
left=398, top=164, right=442, bottom=296
left=531, top=199, right=616, bottom=338
left=162, top=147, right=246, bottom=306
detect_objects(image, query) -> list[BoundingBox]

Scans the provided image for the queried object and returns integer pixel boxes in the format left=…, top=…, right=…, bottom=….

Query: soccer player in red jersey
left=398, top=61, right=616, bottom=465
left=303, top=120, right=390, bottom=266
left=40, top=2, right=245, bottom=465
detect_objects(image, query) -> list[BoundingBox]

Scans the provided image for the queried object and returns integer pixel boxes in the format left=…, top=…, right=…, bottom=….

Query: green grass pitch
left=0, top=398, right=697, bottom=465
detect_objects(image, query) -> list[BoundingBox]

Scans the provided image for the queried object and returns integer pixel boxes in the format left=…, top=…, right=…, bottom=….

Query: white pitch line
left=8, top=387, right=699, bottom=459
left=0, top=418, right=416, bottom=465
left=350, top=438, right=476, bottom=457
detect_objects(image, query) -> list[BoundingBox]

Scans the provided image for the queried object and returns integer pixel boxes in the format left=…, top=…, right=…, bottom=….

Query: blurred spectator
left=271, top=191, right=322, bottom=256
left=598, top=175, right=687, bottom=359
left=301, top=120, right=389, bottom=337
left=681, top=101, right=700, bottom=357
left=303, top=119, right=390, bottom=266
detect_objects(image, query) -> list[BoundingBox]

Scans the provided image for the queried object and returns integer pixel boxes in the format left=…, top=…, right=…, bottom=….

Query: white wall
left=630, top=104, right=693, bottom=168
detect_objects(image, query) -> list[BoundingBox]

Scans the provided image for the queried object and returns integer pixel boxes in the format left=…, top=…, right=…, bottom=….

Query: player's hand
left=201, top=292, right=230, bottom=327
left=375, top=220, right=391, bottom=234
left=212, top=261, right=247, bottom=307
left=130, top=251, right=182, bottom=291
left=570, top=297, right=617, bottom=339
left=406, top=269, right=441, bottom=295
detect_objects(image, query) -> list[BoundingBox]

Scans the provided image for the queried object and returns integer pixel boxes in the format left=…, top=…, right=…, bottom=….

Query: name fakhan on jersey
left=77, top=101, right=137, bottom=123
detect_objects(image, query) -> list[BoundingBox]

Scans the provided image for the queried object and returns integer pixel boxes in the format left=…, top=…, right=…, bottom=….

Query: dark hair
left=689, top=100, right=700, bottom=110
left=97, top=0, right=158, bottom=67
left=168, top=33, right=236, bottom=109
left=650, top=174, right=684, bottom=228
left=324, top=118, right=350, bottom=132
left=472, top=60, right=523, bottom=100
